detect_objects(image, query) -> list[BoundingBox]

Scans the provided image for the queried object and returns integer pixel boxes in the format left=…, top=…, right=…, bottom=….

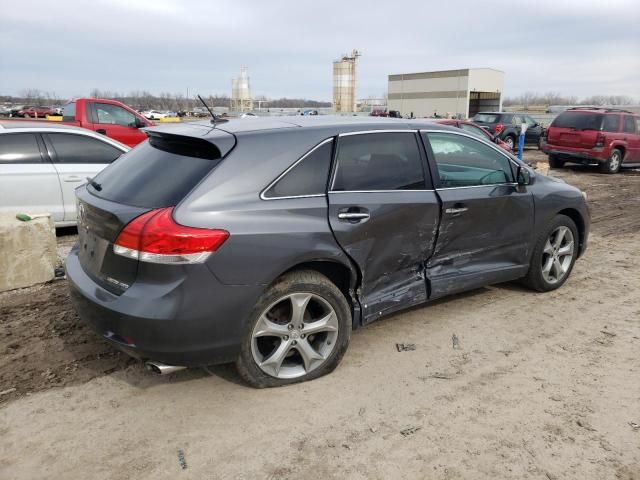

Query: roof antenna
left=197, top=94, right=219, bottom=127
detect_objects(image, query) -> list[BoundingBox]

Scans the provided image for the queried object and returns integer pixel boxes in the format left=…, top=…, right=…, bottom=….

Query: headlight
left=581, top=191, right=588, bottom=201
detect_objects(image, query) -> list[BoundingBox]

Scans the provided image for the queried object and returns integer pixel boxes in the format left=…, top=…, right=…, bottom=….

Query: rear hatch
left=471, top=113, right=502, bottom=134
left=547, top=111, right=604, bottom=149
left=76, top=128, right=235, bottom=294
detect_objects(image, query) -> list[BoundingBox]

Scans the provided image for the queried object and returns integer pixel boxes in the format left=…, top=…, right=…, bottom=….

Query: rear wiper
left=86, top=177, right=102, bottom=191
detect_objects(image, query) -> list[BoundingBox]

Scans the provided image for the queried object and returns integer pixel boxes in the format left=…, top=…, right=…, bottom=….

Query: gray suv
left=67, top=117, right=590, bottom=387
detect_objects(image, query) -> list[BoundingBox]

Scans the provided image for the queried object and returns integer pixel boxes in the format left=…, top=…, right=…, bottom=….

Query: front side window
left=0, top=133, right=43, bottom=163
left=623, top=116, right=636, bottom=134
left=332, top=132, right=425, bottom=191
left=424, top=132, right=514, bottom=188
left=524, top=116, right=537, bottom=127
left=95, top=103, right=136, bottom=127
left=47, top=133, right=122, bottom=164
left=263, top=140, right=333, bottom=198
left=511, top=115, right=522, bottom=125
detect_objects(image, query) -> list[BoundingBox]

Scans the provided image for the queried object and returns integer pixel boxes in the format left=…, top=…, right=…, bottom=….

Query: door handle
left=96, top=129, right=107, bottom=135
left=63, top=175, right=83, bottom=182
left=445, top=207, right=468, bottom=214
left=338, top=212, right=370, bottom=220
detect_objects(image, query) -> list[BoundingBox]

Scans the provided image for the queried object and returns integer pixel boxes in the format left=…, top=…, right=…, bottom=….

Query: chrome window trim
left=331, top=129, right=424, bottom=192
left=419, top=128, right=523, bottom=186
left=260, top=138, right=333, bottom=201
left=328, top=189, right=435, bottom=194
left=338, top=129, right=418, bottom=137
left=437, top=183, right=518, bottom=190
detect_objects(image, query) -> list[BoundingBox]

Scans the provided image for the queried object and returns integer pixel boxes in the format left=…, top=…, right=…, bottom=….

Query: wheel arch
left=279, top=259, right=362, bottom=329
left=610, top=144, right=625, bottom=159
left=557, top=208, right=586, bottom=257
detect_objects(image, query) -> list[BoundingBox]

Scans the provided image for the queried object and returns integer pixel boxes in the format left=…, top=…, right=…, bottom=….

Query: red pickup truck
left=62, top=98, right=154, bottom=147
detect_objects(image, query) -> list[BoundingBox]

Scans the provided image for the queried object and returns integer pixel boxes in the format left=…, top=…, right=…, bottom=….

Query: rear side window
left=473, top=114, right=499, bottom=123
left=602, top=115, right=620, bottom=132
left=88, top=140, right=220, bottom=208
left=623, top=116, right=636, bottom=134
left=552, top=112, right=603, bottom=130
left=263, top=139, right=333, bottom=198
left=62, top=102, right=76, bottom=122
left=46, top=133, right=123, bottom=164
left=332, top=132, right=425, bottom=191
left=0, top=133, right=43, bottom=164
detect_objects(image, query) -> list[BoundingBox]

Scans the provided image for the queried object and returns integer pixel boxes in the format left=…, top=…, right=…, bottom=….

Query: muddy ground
left=1, top=149, right=639, bottom=479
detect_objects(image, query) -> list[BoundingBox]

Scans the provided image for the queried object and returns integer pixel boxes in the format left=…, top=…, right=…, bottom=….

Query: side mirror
left=517, top=165, right=535, bottom=185
left=134, top=117, right=146, bottom=128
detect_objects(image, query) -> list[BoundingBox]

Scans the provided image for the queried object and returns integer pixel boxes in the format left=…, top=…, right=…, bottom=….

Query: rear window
left=473, top=114, right=499, bottom=123
left=62, top=102, right=76, bottom=122
left=88, top=137, right=221, bottom=208
left=551, top=112, right=603, bottom=130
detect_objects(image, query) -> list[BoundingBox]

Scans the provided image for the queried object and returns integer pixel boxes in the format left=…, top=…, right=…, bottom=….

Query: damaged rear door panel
left=327, top=131, right=439, bottom=323
left=421, top=131, right=534, bottom=298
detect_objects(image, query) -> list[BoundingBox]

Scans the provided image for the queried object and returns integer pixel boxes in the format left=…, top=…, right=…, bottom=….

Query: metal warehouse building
left=387, top=68, right=504, bottom=119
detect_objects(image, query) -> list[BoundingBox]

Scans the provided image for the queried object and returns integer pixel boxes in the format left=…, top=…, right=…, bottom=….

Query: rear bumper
left=542, top=142, right=608, bottom=163
left=66, top=247, right=265, bottom=367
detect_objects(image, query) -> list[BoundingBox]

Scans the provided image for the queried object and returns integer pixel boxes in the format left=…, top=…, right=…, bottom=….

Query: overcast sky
left=1, top=0, right=638, bottom=101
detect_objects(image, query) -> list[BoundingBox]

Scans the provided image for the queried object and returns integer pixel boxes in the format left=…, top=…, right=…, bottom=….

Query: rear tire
left=504, top=135, right=516, bottom=150
left=548, top=155, right=565, bottom=169
left=236, top=270, right=351, bottom=388
left=522, top=215, right=579, bottom=292
left=599, top=148, right=622, bottom=174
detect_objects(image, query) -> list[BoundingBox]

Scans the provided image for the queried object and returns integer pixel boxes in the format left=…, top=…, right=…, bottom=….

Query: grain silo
left=231, top=66, right=253, bottom=112
left=333, top=49, right=360, bottom=113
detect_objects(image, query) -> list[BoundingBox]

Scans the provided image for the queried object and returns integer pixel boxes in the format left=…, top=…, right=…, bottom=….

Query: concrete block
left=0, top=214, right=57, bottom=292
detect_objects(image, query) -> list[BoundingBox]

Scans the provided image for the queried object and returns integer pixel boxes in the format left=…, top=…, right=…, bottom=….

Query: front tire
left=236, top=270, right=351, bottom=388
left=522, top=215, right=579, bottom=292
left=599, top=148, right=622, bottom=174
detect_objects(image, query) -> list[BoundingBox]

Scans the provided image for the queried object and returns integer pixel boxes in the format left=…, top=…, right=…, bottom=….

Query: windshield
left=551, top=112, right=604, bottom=130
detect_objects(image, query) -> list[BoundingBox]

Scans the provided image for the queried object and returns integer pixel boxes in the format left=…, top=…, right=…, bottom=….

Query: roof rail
left=567, top=106, right=633, bottom=114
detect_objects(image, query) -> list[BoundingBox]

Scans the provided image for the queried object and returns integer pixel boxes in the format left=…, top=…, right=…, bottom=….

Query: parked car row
left=0, top=122, right=129, bottom=225
left=61, top=116, right=590, bottom=387
left=0, top=105, right=63, bottom=118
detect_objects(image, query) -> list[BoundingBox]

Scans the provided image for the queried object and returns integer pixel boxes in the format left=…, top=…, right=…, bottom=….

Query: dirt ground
left=1, top=149, right=639, bottom=479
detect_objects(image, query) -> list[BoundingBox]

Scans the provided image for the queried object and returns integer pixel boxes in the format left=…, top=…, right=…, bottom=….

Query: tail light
left=595, top=133, right=605, bottom=148
left=494, top=123, right=504, bottom=134
left=113, top=207, right=229, bottom=264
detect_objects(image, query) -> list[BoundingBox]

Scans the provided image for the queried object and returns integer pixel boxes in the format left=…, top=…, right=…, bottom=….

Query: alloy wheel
left=541, top=226, right=575, bottom=284
left=609, top=151, right=621, bottom=172
left=251, top=292, right=339, bottom=379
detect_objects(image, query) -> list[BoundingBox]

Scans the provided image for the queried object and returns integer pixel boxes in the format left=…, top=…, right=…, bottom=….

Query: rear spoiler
left=143, top=128, right=236, bottom=160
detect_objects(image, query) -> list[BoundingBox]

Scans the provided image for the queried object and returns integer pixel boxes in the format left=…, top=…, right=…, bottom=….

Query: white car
left=0, top=122, right=129, bottom=227
left=141, top=110, right=167, bottom=120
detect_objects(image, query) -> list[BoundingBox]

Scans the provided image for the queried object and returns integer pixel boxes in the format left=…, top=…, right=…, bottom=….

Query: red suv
left=542, top=108, right=640, bottom=173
